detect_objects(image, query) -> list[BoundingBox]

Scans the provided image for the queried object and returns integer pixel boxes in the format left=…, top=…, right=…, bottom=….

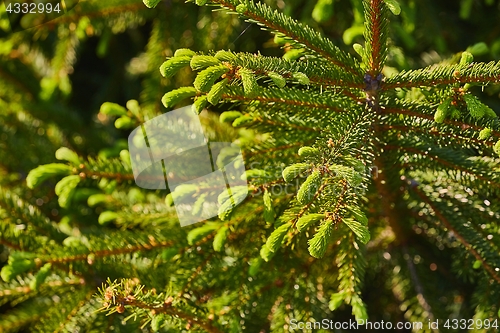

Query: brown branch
left=257, top=117, right=323, bottom=133
left=0, top=238, right=23, bottom=251
left=248, top=67, right=363, bottom=90
left=367, top=0, right=386, bottom=76
left=78, top=169, right=135, bottom=182
left=0, top=277, right=84, bottom=298
left=308, top=76, right=365, bottom=90
left=39, top=239, right=174, bottom=266
left=221, top=93, right=350, bottom=114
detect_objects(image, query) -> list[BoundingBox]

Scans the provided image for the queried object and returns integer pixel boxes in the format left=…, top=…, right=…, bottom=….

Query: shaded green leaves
left=330, top=164, right=362, bottom=187
left=464, top=94, right=497, bottom=119
left=248, top=257, right=263, bottom=277
left=192, top=193, right=208, bottom=216
left=87, top=193, right=109, bottom=207
left=467, top=42, right=489, bottom=56
left=169, top=184, right=199, bottom=204
left=243, top=169, right=270, bottom=181
left=347, top=206, right=368, bottom=226
left=151, top=314, right=167, bottom=331
left=267, top=223, right=291, bottom=252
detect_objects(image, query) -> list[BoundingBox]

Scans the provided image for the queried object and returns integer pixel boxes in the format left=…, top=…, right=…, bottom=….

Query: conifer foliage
left=1, top=0, right=500, bottom=332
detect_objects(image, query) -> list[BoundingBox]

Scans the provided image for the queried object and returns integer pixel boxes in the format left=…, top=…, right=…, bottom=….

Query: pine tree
left=1, top=0, right=500, bottom=332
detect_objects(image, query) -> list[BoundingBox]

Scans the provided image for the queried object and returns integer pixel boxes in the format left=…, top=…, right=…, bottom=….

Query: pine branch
left=208, top=0, right=361, bottom=74
left=44, top=1, right=152, bottom=28
left=202, top=50, right=363, bottom=88
left=33, top=230, right=174, bottom=266
left=98, top=279, right=224, bottom=333
left=3, top=0, right=500, bottom=330
left=384, top=61, right=500, bottom=89
left=364, top=0, right=389, bottom=76
left=220, top=86, right=360, bottom=114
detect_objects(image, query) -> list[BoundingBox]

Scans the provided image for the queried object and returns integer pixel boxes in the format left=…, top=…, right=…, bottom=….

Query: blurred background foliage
left=0, top=0, right=500, bottom=330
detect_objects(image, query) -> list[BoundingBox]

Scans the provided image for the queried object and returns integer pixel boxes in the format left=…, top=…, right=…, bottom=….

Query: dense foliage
left=1, top=0, right=500, bottom=332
